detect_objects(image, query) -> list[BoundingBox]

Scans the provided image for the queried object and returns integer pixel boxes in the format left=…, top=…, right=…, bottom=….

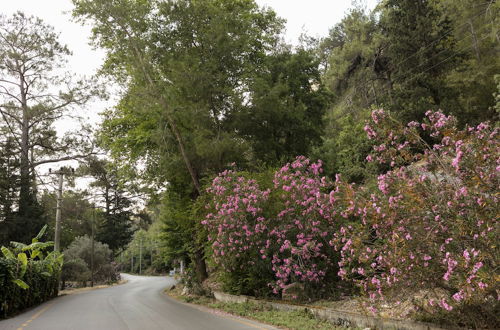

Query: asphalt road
left=0, top=274, right=276, bottom=330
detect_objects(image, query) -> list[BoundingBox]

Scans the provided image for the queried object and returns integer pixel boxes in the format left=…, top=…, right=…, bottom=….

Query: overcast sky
left=2, top=0, right=378, bottom=92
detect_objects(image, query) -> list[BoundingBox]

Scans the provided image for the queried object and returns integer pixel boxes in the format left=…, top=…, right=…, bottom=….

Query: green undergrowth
left=209, top=301, right=339, bottom=330
left=172, top=291, right=344, bottom=330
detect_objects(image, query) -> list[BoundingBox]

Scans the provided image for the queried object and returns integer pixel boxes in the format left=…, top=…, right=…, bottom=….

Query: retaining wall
left=213, top=291, right=451, bottom=330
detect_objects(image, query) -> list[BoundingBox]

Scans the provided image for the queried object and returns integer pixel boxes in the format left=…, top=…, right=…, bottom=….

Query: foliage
left=0, top=225, right=63, bottom=318
left=207, top=301, right=336, bottom=330
left=380, top=0, right=460, bottom=121
left=40, top=191, right=94, bottom=251
left=236, top=48, right=330, bottom=166
left=315, top=111, right=376, bottom=183
left=62, top=235, right=118, bottom=284
left=331, top=110, right=499, bottom=326
left=203, top=108, right=498, bottom=326
left=80, top=158, right=135, bottom=253
left=436, top=0, right=499, bottom=125
left=72, top=0, right=290, bottom=281
left=0, top=12, right=98, bottom=244
left=120, top=223, right=165, bottom=275
left=317, top=7, right=385, bottom=183
left=204, top=161, right=342, bottom=298
left=0, top=10, right=103, bottom=246
left=0, top=139, right=19, bottom=245
left=203, top=169, right=273, bottom=295
left=317, top=1, right=498, bottom=183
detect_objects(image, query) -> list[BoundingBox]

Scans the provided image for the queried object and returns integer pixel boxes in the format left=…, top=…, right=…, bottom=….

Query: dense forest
left=0, top=0, right=498, bottom=326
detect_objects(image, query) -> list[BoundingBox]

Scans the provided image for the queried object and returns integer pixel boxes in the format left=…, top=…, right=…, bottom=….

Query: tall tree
left=381, top=0, right=460, bottom=121
left=40, top=190, right=94, bottom=250
left=0, top=138, right=18, bottom=244
left=236, top=47, right=330, bottom=166
left=437, top=0, right=499, bottom=124
left=0, top=12, right=98, bottom=241
left=81, top=157, right=134, bottom=253
left=316, top=7, right=385, bottom=182
left=73, top=0, right=284, bottom=280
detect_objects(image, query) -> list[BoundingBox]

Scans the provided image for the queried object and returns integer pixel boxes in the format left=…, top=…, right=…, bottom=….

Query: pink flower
left=364, top=125, right=377, bottom=139
left=439, top=299, right=453, bottom=311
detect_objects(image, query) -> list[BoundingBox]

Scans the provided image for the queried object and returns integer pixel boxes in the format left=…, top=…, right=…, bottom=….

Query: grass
left=208, top=301, right=339, bottom=330
left=167, top=287, right=344, bottom=329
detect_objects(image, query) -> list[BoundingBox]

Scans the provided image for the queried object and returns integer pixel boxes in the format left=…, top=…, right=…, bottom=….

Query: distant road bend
left=0, top=274, right=276, bottom=330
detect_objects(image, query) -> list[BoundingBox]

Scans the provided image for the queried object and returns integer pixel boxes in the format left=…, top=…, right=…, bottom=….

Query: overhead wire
left=334, top=4, right=495, bottom=111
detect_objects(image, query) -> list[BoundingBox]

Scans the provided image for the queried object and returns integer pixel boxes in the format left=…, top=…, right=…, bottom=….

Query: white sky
left=1, top=0, right=378, bottom=192
left=1, top=0, right=378, bottom=93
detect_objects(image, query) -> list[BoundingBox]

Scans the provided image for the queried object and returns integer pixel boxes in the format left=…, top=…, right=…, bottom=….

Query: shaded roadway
left=0, top=273, right=276, bottom=330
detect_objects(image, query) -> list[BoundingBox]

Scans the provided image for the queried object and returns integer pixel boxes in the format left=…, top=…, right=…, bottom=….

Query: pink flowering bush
left=204, top=159, right=342, bottom=298
left=261, top=156, right=339, bottom=296
left=203, top=169, right=273, bottom=295
left=334, top=110, right=499, bottom=325
left=203, top=110, right=498, bottom=325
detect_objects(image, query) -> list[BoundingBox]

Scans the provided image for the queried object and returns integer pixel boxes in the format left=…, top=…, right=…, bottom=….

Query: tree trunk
left=194, top=248, right=208, bottom=282
left=468, top=20, right=481, bottom=61
left=19, top=67, right=31, bottom=214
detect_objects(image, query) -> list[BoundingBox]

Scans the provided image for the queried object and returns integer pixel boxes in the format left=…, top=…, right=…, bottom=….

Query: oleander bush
left=203, top=109, right=499, bottom=327
left=0, top=225, right=63, bottom=318
left=204, top=159, right=343, bottom=298
left=331, top=110, right=499, bottom=326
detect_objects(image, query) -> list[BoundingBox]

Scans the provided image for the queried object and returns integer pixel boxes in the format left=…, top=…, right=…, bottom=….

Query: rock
left=169, top=285, right=176, bottom=291
left=282, top=282, right=306, bottom=301
left=412, top=288, right=450, bottom=314
left=181, top=286, right=190, bottom=296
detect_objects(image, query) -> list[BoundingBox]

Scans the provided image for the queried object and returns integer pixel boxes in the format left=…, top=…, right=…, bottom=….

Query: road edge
left=163, top=287, right=278, bottom=330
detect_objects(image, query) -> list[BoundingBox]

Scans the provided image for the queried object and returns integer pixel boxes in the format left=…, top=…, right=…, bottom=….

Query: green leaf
left=41, top=272, right=52, bottom=277
left=23, top=241, right=53, bottom=252
left=1, top=246, right=14, bottom=260
left=17, top=253, right=28, bottom=277
left=12, top=279, right=29, bottom=290
left=10, top=241, right=27, bottom=250
left=33, top=225, right=48, bottom=243
left=31, top=250, right=41, bottom=260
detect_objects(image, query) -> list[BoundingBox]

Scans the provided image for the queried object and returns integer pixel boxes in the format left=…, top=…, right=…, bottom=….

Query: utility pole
left=54, top=171, right=63, bottom=252
left=139, top=236, right=142, bottom=275
left=150, top=242, right=154, bottom=269
left=51, top=166, right=73, bottom=252
left=90, top=205, right=95, bottom=287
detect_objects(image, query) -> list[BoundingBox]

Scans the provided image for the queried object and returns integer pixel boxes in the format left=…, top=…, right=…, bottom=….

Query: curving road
left=0, top=274, right=276, bottom=330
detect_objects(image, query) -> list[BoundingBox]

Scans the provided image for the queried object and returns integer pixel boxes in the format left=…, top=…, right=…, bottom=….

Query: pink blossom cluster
left=203, top=110, right=498, bottom=312
left=204, top=169, right=270, bottom=272
left=203, top=157, right=339, bottom=297
left=263, top=156, right=337, bottom=293
left=333, top=110, right=499, bottom=312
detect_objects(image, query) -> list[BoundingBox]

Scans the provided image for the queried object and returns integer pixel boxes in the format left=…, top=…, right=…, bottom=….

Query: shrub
left=61, top=258, right=90, bottom=284
left=204, top=160, right=342, bottom=298
left=62, top=235, right=118, bottom=284
left=262, top=157, right=339, bottom=297
left=203, top=109, right=498, bottom=326
left=0, top=225, right=63, bottom=318
left=203, top=169, right=274, bottom=296
left=331, top=110, right=499, bottom=326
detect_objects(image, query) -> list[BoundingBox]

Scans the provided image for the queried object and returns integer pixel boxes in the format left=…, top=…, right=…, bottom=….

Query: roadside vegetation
left=0, top=226, right=62, bottom=318
left=0, top=0, right=498, bottom=327
left=62, top=236, right=119, bottom=288
left=168, top=285, right=339, bottom=330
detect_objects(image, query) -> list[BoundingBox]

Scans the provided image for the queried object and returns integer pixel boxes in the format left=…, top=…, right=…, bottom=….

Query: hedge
left=0, top=226, right=63, bottom=318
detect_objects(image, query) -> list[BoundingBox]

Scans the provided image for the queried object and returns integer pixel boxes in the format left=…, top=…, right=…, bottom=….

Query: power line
left=335, top=15, right=495, bottom=111
left=396, top=33, right=492, bottom=88
left=386, top=2, right=491, bottom=73
left=390, top=21, right=493, bottom=85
